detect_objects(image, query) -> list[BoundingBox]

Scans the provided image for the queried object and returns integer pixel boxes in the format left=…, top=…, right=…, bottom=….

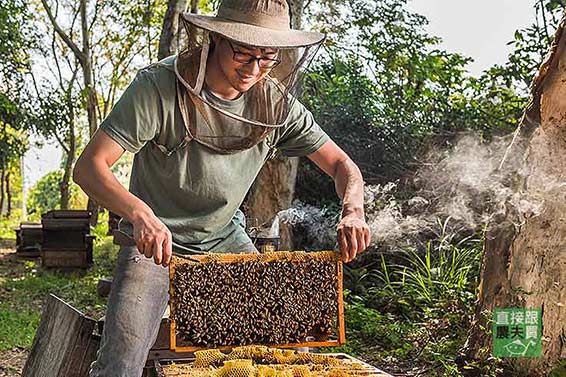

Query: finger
left=136, top=240, right=145, bottom=255
left=337, top=228, right=348, bottom=262
left=143, top=239, right=153, bottom=259
left=365, top=228, right=371, bottom=248
left=154, top=238, right=163, bottom=265
left=162, top=233, right=172, bottom=267
left=347, top=227, right=358, bottom=262
left=358, top=229, right=367, bottom=253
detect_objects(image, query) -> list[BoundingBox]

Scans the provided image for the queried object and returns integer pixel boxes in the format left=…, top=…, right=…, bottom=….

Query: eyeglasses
left=227, top=40, right=281, bottom=69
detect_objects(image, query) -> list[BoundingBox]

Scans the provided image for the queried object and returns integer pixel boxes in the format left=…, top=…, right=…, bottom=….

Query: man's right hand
left=131, top=211, right=172, bottom=267
left=74, top=129, right=175, bottom=267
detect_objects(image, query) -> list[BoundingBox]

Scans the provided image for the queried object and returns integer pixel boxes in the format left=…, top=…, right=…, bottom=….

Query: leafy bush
left=26, top=170, right=87, bottom=218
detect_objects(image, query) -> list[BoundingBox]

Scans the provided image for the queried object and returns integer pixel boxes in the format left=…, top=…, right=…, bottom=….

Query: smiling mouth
left=237, top=71, right=255, bottom=82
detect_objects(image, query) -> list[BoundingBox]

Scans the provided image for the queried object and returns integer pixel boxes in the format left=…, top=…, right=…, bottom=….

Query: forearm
left=73, top=157, right=153, bottom=225
left=333, top=158, right=365, bottom=219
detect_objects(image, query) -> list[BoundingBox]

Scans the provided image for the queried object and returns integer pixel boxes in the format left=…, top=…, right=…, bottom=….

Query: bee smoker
left=249, top=215, right=280, bottom=253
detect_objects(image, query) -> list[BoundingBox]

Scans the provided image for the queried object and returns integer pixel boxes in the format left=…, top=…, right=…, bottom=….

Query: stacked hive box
left=15, top=222, right=42, bottom=258
left=40, top=210, right=94, bottom=268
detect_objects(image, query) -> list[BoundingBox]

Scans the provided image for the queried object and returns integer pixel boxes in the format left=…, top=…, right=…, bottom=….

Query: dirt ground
left=0, top=347, right=27, bottom=377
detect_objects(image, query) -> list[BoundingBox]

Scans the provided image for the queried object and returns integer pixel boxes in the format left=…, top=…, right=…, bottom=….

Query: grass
left=0, top=210, right=23, bottom=240
left=326, top=224, right=490, bottom=376
left=0, top=220, right=117, bottom=351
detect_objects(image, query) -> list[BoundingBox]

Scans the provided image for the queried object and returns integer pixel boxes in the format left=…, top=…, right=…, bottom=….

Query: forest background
left=1, top=0, right=565, bottom=376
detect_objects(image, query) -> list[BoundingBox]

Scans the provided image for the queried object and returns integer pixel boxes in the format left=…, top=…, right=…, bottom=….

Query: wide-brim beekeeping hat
left=181, top=0, right=325, bottom=48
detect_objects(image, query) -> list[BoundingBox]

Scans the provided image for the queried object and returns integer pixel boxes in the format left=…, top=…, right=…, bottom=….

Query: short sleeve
left=272, top=99, right=329, bottom=157
left=99, top=70, right=162, bottom=154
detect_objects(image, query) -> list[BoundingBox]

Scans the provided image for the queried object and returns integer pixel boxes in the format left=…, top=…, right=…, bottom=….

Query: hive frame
left=168, top=251, right=346, bottom=352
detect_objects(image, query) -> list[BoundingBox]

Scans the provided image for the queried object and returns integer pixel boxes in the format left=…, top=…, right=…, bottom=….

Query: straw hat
left=181, top=0, right=325, bottom=48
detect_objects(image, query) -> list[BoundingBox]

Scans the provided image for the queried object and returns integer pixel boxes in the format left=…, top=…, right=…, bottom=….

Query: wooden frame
left=168, top=251, right=345, bottom=352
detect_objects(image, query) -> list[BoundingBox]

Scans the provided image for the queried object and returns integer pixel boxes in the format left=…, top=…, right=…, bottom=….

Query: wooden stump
left=22, top=294, right=99, bottom=377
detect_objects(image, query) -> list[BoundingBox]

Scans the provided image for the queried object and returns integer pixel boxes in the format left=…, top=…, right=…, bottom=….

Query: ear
left=210, top=33, right=221, bottom=45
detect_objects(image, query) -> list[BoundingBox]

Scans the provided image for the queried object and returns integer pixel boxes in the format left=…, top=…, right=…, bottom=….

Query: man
left=74, top=0, right=370, bottom=375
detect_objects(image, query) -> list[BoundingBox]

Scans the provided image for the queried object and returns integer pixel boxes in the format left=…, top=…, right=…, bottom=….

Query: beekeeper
left=73, top=0, right=371, bottom=375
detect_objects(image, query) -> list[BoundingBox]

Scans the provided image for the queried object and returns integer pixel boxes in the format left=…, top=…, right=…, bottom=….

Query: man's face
left=215, top=38, right=279, bottom=93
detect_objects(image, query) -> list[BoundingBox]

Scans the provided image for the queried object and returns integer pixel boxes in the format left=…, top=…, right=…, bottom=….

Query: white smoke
left=279, top=133, right=564, bottom=250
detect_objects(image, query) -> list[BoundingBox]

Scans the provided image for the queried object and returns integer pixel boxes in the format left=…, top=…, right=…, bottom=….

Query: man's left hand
left=336, top=215, right=371, bottom=263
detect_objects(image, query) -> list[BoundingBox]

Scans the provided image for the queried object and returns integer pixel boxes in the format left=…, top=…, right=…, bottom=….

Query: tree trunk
left=60, top=102, right=76, bottom=210
left=158, top=0, right=189, bottom=60
left=464, top=15, right=566, bottom=375
left=0, top=167, right=5, bottom=217
left=5, top=171, right=11, bottom=217
left=244, top=156, right=299, bottom=249
left=61, top=151, right=75, bottom=211
left=80, top=0, right=100, bottom=224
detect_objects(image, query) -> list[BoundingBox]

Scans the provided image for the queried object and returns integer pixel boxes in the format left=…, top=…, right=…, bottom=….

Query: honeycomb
left=161, top=346, right=369, bottom=377
left=171, top=251, right=340, bottom=347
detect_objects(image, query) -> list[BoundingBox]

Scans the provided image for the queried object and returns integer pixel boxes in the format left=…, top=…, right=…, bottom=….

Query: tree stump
left=22, top=294, right=99, bottom=377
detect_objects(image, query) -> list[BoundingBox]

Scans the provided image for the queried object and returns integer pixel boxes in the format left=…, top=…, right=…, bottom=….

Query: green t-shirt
left=100, top=55, right=328, bottom=251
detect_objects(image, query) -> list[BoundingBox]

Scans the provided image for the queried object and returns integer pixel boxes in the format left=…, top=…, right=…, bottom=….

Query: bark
left=464, top=14, right=566, bottom=375
left=5, top=171, right=11, bottom=217
left=244, top=156, right=299, bottom=250
left=60, top=100, right=76, bottom=210
left=0, top=167, right=5, bottom=217
left=244, top=0, right=307, bottom=250
left=158, top=0, right=189, bottom=60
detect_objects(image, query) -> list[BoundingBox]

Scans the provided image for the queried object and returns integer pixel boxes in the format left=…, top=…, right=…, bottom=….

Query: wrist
left=128, top=202, right=154, bottom=226
left=341, top=204, right=364, bottom=219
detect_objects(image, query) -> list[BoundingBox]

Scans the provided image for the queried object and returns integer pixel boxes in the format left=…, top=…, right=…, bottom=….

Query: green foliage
left=0, top=209, right=22, bottom=239
left=376, top=238, right=481, bottom=307
left=26, top=170, right=87, bottom=219
left=0, top=0, right=33, bottom=168
left=332, top=220, right=486, bottom=375
left=302, top=0, right=523, bottom=187
left=92, top=0, right=167, bottom=107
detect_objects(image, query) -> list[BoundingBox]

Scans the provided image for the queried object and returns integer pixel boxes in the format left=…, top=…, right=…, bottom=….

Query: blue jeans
left=89, top=231, right=257, bottom=377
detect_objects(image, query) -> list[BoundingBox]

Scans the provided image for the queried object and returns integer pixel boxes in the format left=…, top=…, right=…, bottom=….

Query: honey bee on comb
left=170, top=251, right=341, bottom=348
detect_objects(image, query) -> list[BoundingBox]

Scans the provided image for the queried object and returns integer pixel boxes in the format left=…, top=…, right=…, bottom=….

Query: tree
left=31, top=0, right=165, bottom=218
left=0, top=0, right=33, bottom=217
left=28, top=72, right=80, bottom=210
left=464, top=4, right=566, bottom=375
left=158, top=0, right=189, bottom=60
left=26, top=170, right=87, bottom=218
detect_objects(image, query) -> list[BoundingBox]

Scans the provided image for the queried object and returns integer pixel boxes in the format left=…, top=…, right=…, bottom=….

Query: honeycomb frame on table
left=168, top=251, right=345, bottom=353
left=158, top=346, right=382, bottom=377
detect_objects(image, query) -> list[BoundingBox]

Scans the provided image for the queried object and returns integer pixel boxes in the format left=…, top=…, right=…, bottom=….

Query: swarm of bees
left=162, top=346, right=368, bottom=377
left=170, top=251, right=340, bottom=348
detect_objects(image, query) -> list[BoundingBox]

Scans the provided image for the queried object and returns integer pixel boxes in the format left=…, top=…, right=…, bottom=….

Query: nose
left=241, top=59, right=261, bottom=76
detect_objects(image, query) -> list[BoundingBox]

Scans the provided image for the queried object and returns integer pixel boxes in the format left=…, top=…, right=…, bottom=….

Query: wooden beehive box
left=169, top=251, right=345, bottom=353
left=41, top=210, right=94, bottom=268
left=16, top=222, right=42, bottom=258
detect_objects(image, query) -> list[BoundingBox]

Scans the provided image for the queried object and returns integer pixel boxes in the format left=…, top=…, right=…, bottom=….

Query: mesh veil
left=174, top=19, right=323, bottom=154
